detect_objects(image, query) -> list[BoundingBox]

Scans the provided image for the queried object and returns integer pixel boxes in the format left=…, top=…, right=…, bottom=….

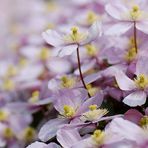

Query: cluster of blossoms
left=1, top=0, right=148, bottom=147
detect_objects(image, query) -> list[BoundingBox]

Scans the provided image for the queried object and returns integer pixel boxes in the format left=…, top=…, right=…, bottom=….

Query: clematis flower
left=105, top=0, right=148, bottom=35
left=38, top=89, right=104, bottom=142
left=57, top=125, right=132, bottom=148
left=107, top=117, right=148, bottom=147
left=42, top=21, right=102, bottom=57
left=115, top=56, right=148, bottom=106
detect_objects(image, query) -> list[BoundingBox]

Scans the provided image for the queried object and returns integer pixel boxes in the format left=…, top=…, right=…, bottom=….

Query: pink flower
left=107, top=117, right=148, bottom=147
left=42, top=21, right=102, bottom=57
left=115, top=57, right=148, bottom=106
left=105, top=0, right=148, bottom=35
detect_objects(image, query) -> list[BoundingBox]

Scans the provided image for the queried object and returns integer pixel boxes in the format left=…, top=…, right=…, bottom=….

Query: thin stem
left=76, top=45, right=91, bottom=97
left=133, top=21, right=138, bottom=53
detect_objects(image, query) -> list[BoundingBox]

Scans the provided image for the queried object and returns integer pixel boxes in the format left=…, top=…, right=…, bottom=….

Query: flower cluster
left=1, top=0, right=148, bottom=148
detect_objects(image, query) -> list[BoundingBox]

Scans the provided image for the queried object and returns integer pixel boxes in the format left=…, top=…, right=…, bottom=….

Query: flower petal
left=26, top=142, right=47, bottom=148
left=105, top=22, right=133, bottom=36
left=81, top=21, right=102, bottom=45
left=38, top=118, right=69, bottom=142
left=123, top=91, right=146, bottom=107
left=136, top=22, right=148, bottom=35
left=42, top=30, right=64, bottom=47
left=57, top=128, right=81, bottom=148
left=115, top=70, right=136, bottom=91
left=58, top=45, right=78, bottom=57
left=105, top=4, right=129, bottom=20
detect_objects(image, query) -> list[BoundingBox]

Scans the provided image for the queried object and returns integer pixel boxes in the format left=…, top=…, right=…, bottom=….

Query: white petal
left=81, top=21, right=102, bottom=45
left=105, top=22, right=133, bottom=36
left=136, top=22, right=148, bottom=34
left=74, top=60, right=96, bottom=75
left=42, top=30, right=64, bottom=47
left=26, top=142, right=47, bottom=148
left=57, top=129, right=81, bottom=148
left=38, top=118, right=68, bottom=142
left=105, top=4, right=129, bottom=20
left=106, top=118, right=144, bottom=143
left=123, top=91, right=146, bottom=107
left=58, top=45, right=78, bottom=57
left=136, top=56, right=148, bottom=76
left=115, top=70, right=136, bottom=91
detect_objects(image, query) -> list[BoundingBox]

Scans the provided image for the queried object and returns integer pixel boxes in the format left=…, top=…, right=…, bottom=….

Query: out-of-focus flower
left=42, top=21, right=102, bottom=57
left=105, top=0, right=148, bottom=35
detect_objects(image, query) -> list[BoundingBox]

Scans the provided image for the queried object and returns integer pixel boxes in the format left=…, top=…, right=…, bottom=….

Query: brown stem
left=133, top=21, right=138, bottom=53
left=76, top=46, right=91, bottom=97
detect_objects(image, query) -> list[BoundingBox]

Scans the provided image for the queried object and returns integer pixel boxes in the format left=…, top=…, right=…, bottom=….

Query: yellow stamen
left=0, top=110, right=8, bottom=121
left=29, top=91, right=39, bottom=103
left=125, top=47, right=137, bottom=61
left=64, top=26, right=87, bottom=43
left=139, top=116, right=148, bottom=127
left=61, top=76, right=75, bottom=88
left=130, top=5, right=142, bottom=20
left=134, top=74, right=148, bottom=89
left=39, top=48, right=50, bottom=60
left=63, top=105, right=75, bottom=118
left=23, top=127, right=36, bottom=141
left=87, top=11, right=98, bottom=25
left=85, top=44, right=97, bottom=56
left=3, top=128, right=14, bottom=139
left=89, top=105, right=98, bottom=111
left=6, top=65, right=17, bottom=77
left=86, top=84, right=99, bottom=96
left=82, top=108, right=108, bottom=121
left=3, top=79, right=15, bottom=91
left=91, top=130, right=105, bottom=145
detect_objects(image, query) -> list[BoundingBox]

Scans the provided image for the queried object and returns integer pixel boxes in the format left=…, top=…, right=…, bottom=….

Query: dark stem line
left=134, top=21, right=138, bottom=53
left=76, top=45, right=91, bottom=98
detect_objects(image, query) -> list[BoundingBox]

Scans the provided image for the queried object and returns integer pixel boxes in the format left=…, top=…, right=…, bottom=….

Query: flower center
left=64, top=27, right=87, bottom=43
left=86, top=84, right=99, bottom=96
left=81, top=105, right=108, bottom=122
left=87, top=11, right=98, bottom=25
left=125, top=47, right=137, bottom=61
left=85, top=44, right=97, bottom=56
left=28, top=91, right=39, bottom=103
left=63, top=105, right=75, bottom=118
left=0, top=110, right=8, bottom=121
left=61, top=76, right=75, bottom=88
left=91, top=130, right=105, bottom=145
left=3, top=127, right=14, bottom=139
left=134, top=74, right=148, bottom=89
left=2, top=79, right=15, bottom=91
left=130, top=5, right=142, bottom=20
left=23, top=127, right=36, bottom=141
left=39, top=48, right=50, bottom=61
left=139, top=116, right=148, bottom=127
left=6, top=65, right=17, bottom=77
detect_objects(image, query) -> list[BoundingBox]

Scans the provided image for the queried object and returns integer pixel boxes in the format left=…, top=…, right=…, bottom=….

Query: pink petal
left=105, top=4, right=129, bottom=20
left=57, top=128, right=81, bottom=148
left=81, top=21, right=102, bottom=45
left=26, top=142, right=47, bottom=148
left=105, top=22, right=133, bottom=36
left=136, top=56, right=148, bottom=76
left=136, top=21, right=148, bottom=34
left=115, top=71, right=137, bottom=91
left=124, top=109, right=143, bottom=124
left=107, top=118, right=144, bottom=143
left=58, top=45, right=78, bottom=57
left=42, top=30, right=64, bottom=47
left=123, top=91, right=147, bottom=107
left=38, top=118, right=69, bottom=142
